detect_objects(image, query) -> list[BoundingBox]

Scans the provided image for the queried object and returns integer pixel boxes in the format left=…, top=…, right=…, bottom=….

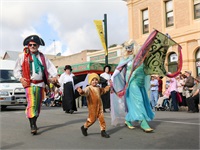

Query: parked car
left=0, top=60, right=27, bottom=110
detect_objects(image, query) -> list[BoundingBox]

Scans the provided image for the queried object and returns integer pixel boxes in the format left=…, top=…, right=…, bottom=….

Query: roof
left=3, top=51, right=21, bottom=60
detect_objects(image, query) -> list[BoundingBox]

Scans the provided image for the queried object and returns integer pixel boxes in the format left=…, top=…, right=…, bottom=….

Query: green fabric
left=140, top=119, right=151, bottom=130
left=32, top=54, right=44, bottom=74
left=125, top=121, right=134, bottom=127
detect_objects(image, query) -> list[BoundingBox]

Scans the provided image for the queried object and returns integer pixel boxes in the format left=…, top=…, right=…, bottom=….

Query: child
left=155, top=84, right=171, bottom=110
left=76, top=73, right=110, bottom=138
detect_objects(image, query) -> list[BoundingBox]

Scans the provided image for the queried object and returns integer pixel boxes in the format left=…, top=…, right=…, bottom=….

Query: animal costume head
left=88, top=73, right=100, bottom=84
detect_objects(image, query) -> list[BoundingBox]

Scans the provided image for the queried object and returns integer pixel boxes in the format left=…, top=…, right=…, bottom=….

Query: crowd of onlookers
left=42, top=83, right=88, bottom=108
left=151, top=71, right=200, bottom=113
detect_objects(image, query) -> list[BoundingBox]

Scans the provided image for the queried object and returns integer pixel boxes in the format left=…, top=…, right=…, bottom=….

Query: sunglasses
left=28, top=44, right=37, bottom=47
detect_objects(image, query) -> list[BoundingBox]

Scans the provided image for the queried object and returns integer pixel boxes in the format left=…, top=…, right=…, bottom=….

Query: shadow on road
left=0, top=142, right=24, bottom=149
left=37, top=118, right=86, bottom=135
left=107, top=125, right=125, bottom=135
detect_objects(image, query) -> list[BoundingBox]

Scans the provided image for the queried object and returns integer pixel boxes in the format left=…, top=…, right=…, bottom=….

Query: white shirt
left=100, top=72, right=111, bottom=85
left=14, top=53, right=57, bottom=87
left=58, top=72, right=74, bottom=92
left=150, top=79, right=159, bottom=91
left=177, top=79, right=184, bottom=93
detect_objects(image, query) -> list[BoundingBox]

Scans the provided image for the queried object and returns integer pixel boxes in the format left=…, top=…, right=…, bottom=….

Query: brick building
left=124, top=0, right=200, bottom=77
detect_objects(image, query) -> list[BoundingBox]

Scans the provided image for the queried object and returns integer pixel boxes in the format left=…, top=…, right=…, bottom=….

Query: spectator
left=150, top=75, right=159, bottom=110
left=158, top=76, right=163, bottom=97
left=155, top=84, right=171, bottom=110
left=75, top=96, right=82, bottom=108
left=82, top=96, right=87, bottom=108
left=182, top=71, right=194, bottom=98
left=186, top=76, right=200, bottom=113
left=176, top=75, right=185, bottom=110
left=168, top=77, right=178, bottom=111
left=50, top=88, right=61, bottom=107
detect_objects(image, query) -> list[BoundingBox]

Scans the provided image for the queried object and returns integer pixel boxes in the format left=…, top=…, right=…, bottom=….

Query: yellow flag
left=94, top=20, right=108, bottom=55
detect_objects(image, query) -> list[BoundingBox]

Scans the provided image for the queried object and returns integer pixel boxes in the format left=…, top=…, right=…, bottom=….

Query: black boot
left=69, top=110, right=74, bottom=114
left=101, top=130, right=110, bottom=138
left=28, top=117, right=37, bottom=135
left=33, top=116, right=38, bottom=130
left=81, top=125, right=88, bottom=136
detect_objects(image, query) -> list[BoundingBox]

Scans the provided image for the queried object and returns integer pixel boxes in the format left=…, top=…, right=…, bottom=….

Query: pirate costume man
left=14, top=35, right=58, bottom=135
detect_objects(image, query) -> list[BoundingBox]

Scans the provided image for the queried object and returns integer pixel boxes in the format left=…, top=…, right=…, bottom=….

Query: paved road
left=0, top=106, right=199, bottom=150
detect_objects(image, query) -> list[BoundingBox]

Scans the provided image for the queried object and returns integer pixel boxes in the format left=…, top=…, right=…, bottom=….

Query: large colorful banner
left=128, top=29, right=182, bottom=83
left=94, top=20, right=108, bottom=55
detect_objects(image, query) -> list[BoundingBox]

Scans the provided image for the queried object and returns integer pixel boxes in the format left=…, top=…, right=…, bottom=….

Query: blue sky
left=34, top=15, right=67, bottom=55
left=1, top=0, right=128, bottom=57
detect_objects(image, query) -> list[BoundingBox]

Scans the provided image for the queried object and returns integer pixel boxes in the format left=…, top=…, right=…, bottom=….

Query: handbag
left=176, top=92, right=182, bottom=103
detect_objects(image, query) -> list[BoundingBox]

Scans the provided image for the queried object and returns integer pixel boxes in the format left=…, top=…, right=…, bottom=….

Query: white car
left=0, top=60, right=27, bottom=110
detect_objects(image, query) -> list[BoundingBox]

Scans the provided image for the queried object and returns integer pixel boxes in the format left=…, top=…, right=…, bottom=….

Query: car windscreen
left=0, top=70, right=20, bottom=83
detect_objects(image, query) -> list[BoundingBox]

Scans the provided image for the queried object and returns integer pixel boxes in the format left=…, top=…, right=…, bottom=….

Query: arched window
left=195, top=47, right=200, bottom=76
left=168, top=52, right=178, bottom=73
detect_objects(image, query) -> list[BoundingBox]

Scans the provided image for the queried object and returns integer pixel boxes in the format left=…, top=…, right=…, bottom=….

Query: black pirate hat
left=23, top=35, right=45, bottom=46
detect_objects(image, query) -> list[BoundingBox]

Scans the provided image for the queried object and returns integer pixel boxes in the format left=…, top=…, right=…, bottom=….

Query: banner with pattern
left=94, top=20, right=107, bottom=55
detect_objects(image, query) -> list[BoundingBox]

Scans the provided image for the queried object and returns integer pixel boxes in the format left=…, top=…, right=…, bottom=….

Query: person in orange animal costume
left=76, top=73, right=110, bottom=138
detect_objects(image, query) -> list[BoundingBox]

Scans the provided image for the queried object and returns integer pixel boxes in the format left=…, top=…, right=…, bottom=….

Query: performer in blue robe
left=110, top=39, right=154, bottom=133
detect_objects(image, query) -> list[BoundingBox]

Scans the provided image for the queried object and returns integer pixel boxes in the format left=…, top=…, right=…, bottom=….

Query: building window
left=168, top=52, right=177, bottom=73
left=196, top=48, right=200, bottom=76
left=194, top=0, right=200, bottom=19
left=169, top=53, right=178, bottom=62
left=142, top=9, right=149, bottom=34
left=165, top=0, right=174, bottom=27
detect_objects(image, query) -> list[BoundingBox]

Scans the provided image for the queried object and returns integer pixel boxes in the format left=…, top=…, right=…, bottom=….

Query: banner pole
left=103, top=14, right=108, bottom=65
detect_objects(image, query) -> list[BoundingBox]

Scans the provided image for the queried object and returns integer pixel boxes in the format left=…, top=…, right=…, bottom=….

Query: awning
left=57, top=62, right=117, bottom=75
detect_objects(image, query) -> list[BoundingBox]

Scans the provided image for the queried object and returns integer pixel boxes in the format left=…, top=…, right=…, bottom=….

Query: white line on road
left=154, top=119, right=200, bottom=126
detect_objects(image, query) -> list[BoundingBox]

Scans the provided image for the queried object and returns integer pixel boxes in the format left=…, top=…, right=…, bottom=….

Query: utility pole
left=53, top=39, right=56, bottom=55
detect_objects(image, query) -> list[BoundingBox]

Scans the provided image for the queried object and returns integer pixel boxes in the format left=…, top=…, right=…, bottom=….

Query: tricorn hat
left=64, top=65, right=72, bottom=71
left=23, top=35, right=45, bottom=46
left=185, top=70, right=192, bottom=75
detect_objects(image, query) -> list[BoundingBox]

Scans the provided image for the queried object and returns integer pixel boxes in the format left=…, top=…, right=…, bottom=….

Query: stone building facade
left=124, top=0, right=200, bottom=77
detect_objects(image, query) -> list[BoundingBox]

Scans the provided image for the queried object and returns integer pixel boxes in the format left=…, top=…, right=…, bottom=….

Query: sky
left=0, top=0, right=129, bottom=57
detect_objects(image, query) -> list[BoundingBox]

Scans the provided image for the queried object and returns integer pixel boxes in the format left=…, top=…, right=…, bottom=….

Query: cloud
left=42, top=40, right=63, bottom=55
left=1, top=0, right=128, bottom=58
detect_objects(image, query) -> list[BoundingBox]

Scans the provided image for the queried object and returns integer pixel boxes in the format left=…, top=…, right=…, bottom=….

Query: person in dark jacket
left=186, top=76, right=200, bottom=113
left=182, top=71, right=194, bottom=99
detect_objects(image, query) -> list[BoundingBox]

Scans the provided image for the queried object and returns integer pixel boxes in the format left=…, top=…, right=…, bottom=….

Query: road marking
left=154, top=119, right=200, bottom=126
